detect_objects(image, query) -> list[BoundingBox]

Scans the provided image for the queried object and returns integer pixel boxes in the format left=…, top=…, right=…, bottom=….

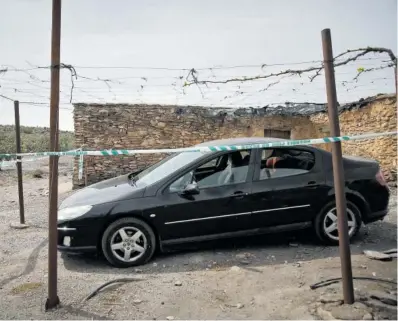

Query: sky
left=0, top=0, right=396, bottom=131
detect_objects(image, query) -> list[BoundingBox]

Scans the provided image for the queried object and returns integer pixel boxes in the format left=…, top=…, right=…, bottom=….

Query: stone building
left=73, top=94, right=396, bottom=188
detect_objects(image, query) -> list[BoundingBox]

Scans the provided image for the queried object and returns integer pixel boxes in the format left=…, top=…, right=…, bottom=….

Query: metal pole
left=14, top=100, right=25, bottom=225
left=45, top=0, right=61, bottom=311
left=321, top=28, right=355, bottom=304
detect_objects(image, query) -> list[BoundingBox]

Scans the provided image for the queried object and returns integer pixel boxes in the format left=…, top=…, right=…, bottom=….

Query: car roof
left=195, top=137, right=285, bottom=147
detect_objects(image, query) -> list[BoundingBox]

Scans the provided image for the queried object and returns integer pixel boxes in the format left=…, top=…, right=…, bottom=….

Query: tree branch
left=184, top=46, right=397, bottom=87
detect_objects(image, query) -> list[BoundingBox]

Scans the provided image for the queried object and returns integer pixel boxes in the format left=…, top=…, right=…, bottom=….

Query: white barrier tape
left=0, top=149, right=80, bottom=168
left=78, top=148, right=84, bottom=180
left=0, top=131, right=396, bottom=158
left=0, top=156, right=49, bottom=168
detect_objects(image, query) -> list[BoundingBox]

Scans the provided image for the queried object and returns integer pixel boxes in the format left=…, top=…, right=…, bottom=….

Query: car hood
left=59, top=174, right=145, bottom=209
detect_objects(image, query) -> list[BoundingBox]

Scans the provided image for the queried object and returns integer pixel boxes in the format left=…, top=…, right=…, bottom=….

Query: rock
left=134, top=268, right=143, bottom=273
left=166, top=316, right=174, bottom=320
left=316, top=306, right=334, bottom=320
left=329, top=303, right=371, bottom=320
left=230, top=266, right=241, bottom=272
left=133, top=299, right=142, bottom=304
left=239, top=260, right=250, bottom=265
left=32, top=169, right=44, bottom=178
left=318, top=293, right=343, bottom=305
left=174, top=281, right=182, bottom=286
left=363, top=313, right=373, bottom=320
left=289, top=242, right=299, bottom=247
left=363, top=250, right=392, bottom=261
left=236, top=303, right=244, bottom=309
left=153, top=263, right=158, bottom=267
left=10, top=223, right=29, bottom=230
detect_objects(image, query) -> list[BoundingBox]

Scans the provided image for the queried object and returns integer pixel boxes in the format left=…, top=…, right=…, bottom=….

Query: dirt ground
left=0, top=158, right=396, bottom=319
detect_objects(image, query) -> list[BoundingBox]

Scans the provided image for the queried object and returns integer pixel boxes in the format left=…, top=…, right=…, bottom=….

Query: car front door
left=246, top=147, right=328, bottom=229
left=152, top=149, right=255, bottom=243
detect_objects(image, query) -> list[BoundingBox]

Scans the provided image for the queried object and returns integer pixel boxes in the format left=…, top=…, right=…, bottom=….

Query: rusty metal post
left=14, top=100, right=25, bottom=225
left=321, top=28, right=355, bottom=304
left=45, top=0, right=62, bottom=311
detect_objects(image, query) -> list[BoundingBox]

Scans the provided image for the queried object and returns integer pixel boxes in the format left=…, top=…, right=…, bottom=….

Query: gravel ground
left=0, top=158, right=396, bottom=319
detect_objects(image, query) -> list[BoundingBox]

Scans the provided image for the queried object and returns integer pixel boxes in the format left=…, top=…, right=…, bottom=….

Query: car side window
left=169, top=150, right=251, bottom=192
left=258, top=148, right=315, bottom=180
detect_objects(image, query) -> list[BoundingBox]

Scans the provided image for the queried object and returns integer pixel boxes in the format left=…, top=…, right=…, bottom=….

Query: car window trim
left=252, top=146, right=318, bottom=182
left=159, top=149, right=256, bottom=195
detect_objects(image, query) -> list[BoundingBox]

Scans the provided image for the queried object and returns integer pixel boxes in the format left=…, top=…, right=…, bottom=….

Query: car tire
left=314, top=200, right=362, bottom=245
left=101, top=217, right=156, bottom=268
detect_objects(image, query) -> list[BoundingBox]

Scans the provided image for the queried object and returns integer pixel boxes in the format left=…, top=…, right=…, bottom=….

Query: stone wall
left=73, top=95, right=397, bottom=188
left=310, top=95, right=397, bottom=181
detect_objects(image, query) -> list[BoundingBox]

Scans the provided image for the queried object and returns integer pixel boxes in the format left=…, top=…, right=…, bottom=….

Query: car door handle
left=232, top=191, right=248, bottom=199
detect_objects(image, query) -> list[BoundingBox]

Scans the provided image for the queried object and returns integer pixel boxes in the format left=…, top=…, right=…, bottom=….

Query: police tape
left=0, top=131, right=396, bottom=159
left=0, top=149, right=81, bottom=168
left=0, top=156, right=49, bottom=168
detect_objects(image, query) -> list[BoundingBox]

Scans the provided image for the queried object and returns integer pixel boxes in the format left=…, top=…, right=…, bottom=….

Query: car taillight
left=375, top=170, right=387, bottom=186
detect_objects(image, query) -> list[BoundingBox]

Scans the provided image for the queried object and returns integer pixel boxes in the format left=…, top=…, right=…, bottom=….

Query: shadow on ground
left=61, top=221, right=397, bottom=275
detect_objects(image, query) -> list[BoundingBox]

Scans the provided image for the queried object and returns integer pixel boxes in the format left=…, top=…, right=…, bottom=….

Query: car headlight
left=58, top=205, right=92, bottom=221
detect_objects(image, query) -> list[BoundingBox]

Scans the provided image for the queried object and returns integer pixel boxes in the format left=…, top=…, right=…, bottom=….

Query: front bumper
left=57, top=224, right=98, bottom=253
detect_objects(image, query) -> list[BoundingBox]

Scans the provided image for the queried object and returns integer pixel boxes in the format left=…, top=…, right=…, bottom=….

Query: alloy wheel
left=110, top=227, right=148, bottom=262
left=323, top=207, right=357, bottom=241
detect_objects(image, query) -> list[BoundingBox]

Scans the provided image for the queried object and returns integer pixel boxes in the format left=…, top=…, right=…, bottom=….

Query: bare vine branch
left=183, top=46, right=397, bottom=88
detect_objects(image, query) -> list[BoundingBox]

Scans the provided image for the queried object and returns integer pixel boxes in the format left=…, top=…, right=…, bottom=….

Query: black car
left=57, top=137, right=390, bottom=267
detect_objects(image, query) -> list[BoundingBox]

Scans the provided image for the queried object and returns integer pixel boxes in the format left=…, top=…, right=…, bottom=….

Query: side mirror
left=182, top=182, right=200, bottom=195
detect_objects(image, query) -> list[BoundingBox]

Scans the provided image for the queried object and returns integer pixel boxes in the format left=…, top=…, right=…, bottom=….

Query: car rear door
left=246, top=147, right=329, bottom=229
left=148, top=150, right=256, bottom=243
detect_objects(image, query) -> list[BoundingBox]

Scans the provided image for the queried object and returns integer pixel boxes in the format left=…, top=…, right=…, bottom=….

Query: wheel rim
left=110, top=227, right=147, bottom=262
left=323, top=207, right=357, bottom=241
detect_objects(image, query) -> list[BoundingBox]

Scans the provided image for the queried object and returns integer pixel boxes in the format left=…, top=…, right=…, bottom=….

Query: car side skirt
left=161, top=221, right=312, bottom=247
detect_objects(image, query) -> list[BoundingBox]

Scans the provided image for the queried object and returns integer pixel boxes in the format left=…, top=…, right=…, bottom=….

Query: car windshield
left=130, top=151, right=206, bottom=188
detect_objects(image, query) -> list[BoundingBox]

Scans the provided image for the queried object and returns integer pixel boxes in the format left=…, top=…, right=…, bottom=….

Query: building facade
left=73, top=94, right=396, bottom=188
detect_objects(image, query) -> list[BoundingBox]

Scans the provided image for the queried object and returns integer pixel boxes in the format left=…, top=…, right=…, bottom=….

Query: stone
left=236, top=303, right=244, bottom=309
left=316, top=306, right=334, bottom=320
left=240, top=260, right=250, bottom=265
left=174, top=281, right=182, bottom=286
left=289, top=242, right=299, bottom=247
left=10, top=223, right=30, bottom=230
left=363, top=313, right=373, bottom=320
left=318, top=293, right=343, bottom=305
left=329, top=303, right=371, bottom=320
left=363, top=250, right=392, bottom=261
left=166, top=316, right=174, bottom=320
left=230, top=266, right=241, bottom=272
left=133, top=299, right=142, bottom=304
